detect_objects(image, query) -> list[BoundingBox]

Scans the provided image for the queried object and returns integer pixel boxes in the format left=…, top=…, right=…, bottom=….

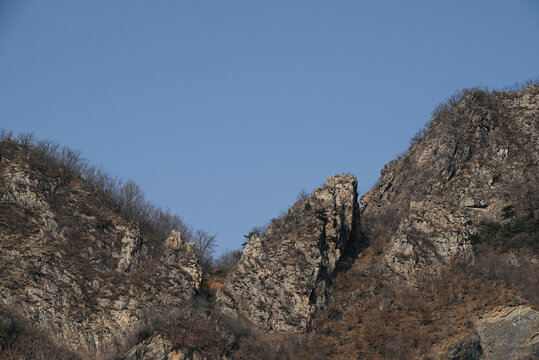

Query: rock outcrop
left=361, top=85, right=539, bottom=281
left=383, top=199, right=474, bottom=281
left=474, top=305, right=539, bottom=360
left=1, top=85, right=537, bottom=359
left=0, top=141, right=202, bottom=357
left=123, top=334, right=220, bottom=360
left=444, top=305, right=539, bottom=360
left=217, top=175, right=361, bottom=332
left=446, top=333, right=483, bottom=360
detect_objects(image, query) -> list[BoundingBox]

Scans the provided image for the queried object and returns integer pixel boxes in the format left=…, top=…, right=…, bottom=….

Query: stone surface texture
left=123, top=334, right=222, bottom=360
left=0, top=141, right=202, bottom=357
left=361, top=86, right=539, bottom=281
left=474, top=305, right=538, bottom=360
left=216, top=175, right=361, bottom=332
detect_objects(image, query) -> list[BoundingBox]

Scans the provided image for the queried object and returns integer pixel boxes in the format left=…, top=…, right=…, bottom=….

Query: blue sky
left=1, top=1, right=538, bottom=254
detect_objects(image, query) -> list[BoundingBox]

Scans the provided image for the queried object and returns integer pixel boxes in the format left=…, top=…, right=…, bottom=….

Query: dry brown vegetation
left=156, top=238, right=535, bottom=360
left=0, top=130, right=193, bottom=248
left=0, top=306, right=79, bottom=360
left=0, top=81, right=537, bottom=359
left=304, top=246, right=536, bottom=360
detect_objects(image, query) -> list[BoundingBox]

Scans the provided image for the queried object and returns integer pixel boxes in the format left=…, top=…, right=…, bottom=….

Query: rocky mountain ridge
left=0, top=84, right=537, bottom=359
left=0, top=141, right=202, bottom=358
left=217, top=174, right=361, bottom=332
left=362, top=85, right=538, bottom=282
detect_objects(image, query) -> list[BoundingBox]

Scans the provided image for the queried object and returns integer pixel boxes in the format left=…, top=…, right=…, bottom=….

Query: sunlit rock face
left=383, top=199, right=474, bottom=282
left=0, top=141, right=202, bottom=357
left=445, top=305, right=539, bottom=360
left=360, top=86, right=539, bottom=282
left=217, top=174, right=361, bottom=332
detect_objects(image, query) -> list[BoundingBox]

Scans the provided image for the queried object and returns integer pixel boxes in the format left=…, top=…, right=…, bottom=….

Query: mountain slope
left=306, top=85, right=538, bottom=359
left=360, top=85, right=538, bottom=281
left=217, top=175, right=361, bottom=332
left=0, top=84, right=537, bottom=360
left=0, top=140, right=201, bottom=358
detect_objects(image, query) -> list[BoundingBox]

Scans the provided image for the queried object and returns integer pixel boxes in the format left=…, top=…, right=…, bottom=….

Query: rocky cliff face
left=473, top=305, right=538, bottom=360
left=445, top=305, right=539, bottom=360
left=299, top=86, right=538, bottom=360
left=217, top=175, right=361, bottom=332
left=123, top=334, right=219, bottom=360
left=362, top=85, right=539, bottom=281
left=383, top=198, right=474, bottom=281
left=0, top=141, right=202, bottom=357
left=0, top=85, right=537, bottom=360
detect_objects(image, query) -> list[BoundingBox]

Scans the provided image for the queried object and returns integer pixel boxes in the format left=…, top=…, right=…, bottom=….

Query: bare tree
left=193, top=230, right=217, bottom=269
left=214, top=249, right=242, bottom=274
left=296, top=189, right=310, bottom=201
left=1, top=130, right=194, bottom=248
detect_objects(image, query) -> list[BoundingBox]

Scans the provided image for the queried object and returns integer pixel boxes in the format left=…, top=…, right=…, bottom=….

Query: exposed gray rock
left=446, top=333, right=483, bottom=360
left=474, top=305, right=538, bottom=360
left=117, top=225, right=143, bottom=273
left=361, top=86, right=539, bottom=282
left=384, top=199, right=474, bottom=281
left=362, top=86, right=539, bottom=225
left=161, top=231, right=203, bottom=291
left=217, top=175, right=361, bottom=332
left=123, top=334, right=223, bottom=360
left=0, top=142, right=202, bottom=357
left=124, top=334, right=170, bottom=360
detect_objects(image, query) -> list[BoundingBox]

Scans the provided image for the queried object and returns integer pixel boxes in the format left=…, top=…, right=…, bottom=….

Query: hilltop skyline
left=1, top=0, right=538, bottom=253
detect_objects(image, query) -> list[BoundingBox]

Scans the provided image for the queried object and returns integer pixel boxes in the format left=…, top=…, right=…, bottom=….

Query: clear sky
left=1, top=1, right=538, bottom=254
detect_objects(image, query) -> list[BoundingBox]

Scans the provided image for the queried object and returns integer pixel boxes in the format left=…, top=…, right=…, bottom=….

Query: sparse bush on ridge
left=213, top=249, right=242, bottom=274
left=0, top=130, right=193, bottom=248
left=431, top=88, right=476, bottom=117
left=244, top=224, right=268, bottom=241
left=192, top=230, right=217, bottom=270
left=0, top=130, right=246, bottom=271
left=296, top=188, right=310, bottom=201
left=406, top=78, right=539, bottom=151
left=500, top=76, right=539, bottom=92
left=409, top=124, right=427, bottom=147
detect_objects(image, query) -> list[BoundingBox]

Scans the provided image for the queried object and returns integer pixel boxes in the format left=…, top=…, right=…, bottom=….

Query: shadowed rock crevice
left=216, top=174, right=361, bottom=332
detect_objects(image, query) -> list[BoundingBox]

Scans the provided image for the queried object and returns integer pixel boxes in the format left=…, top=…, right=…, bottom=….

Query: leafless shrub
left=431, top=88, right=477, bottom=117
left=0, top=305, right=79, bottom=359
left=500, top=77, right=539, bottom=92
left=296, top=188, right=310, bottom=201
left=409, top=125, right=427, bottom=147
left=193, top=230, right=217, bottom=269
left=213, top=249, right=242, bottom=274
left=16, top=132, right=36, bottom=146
left=0, top=130, right=195, bottom=248
left=0, top=129, right=13, bottom=141
left=245, top=224, right=268, bottom=240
